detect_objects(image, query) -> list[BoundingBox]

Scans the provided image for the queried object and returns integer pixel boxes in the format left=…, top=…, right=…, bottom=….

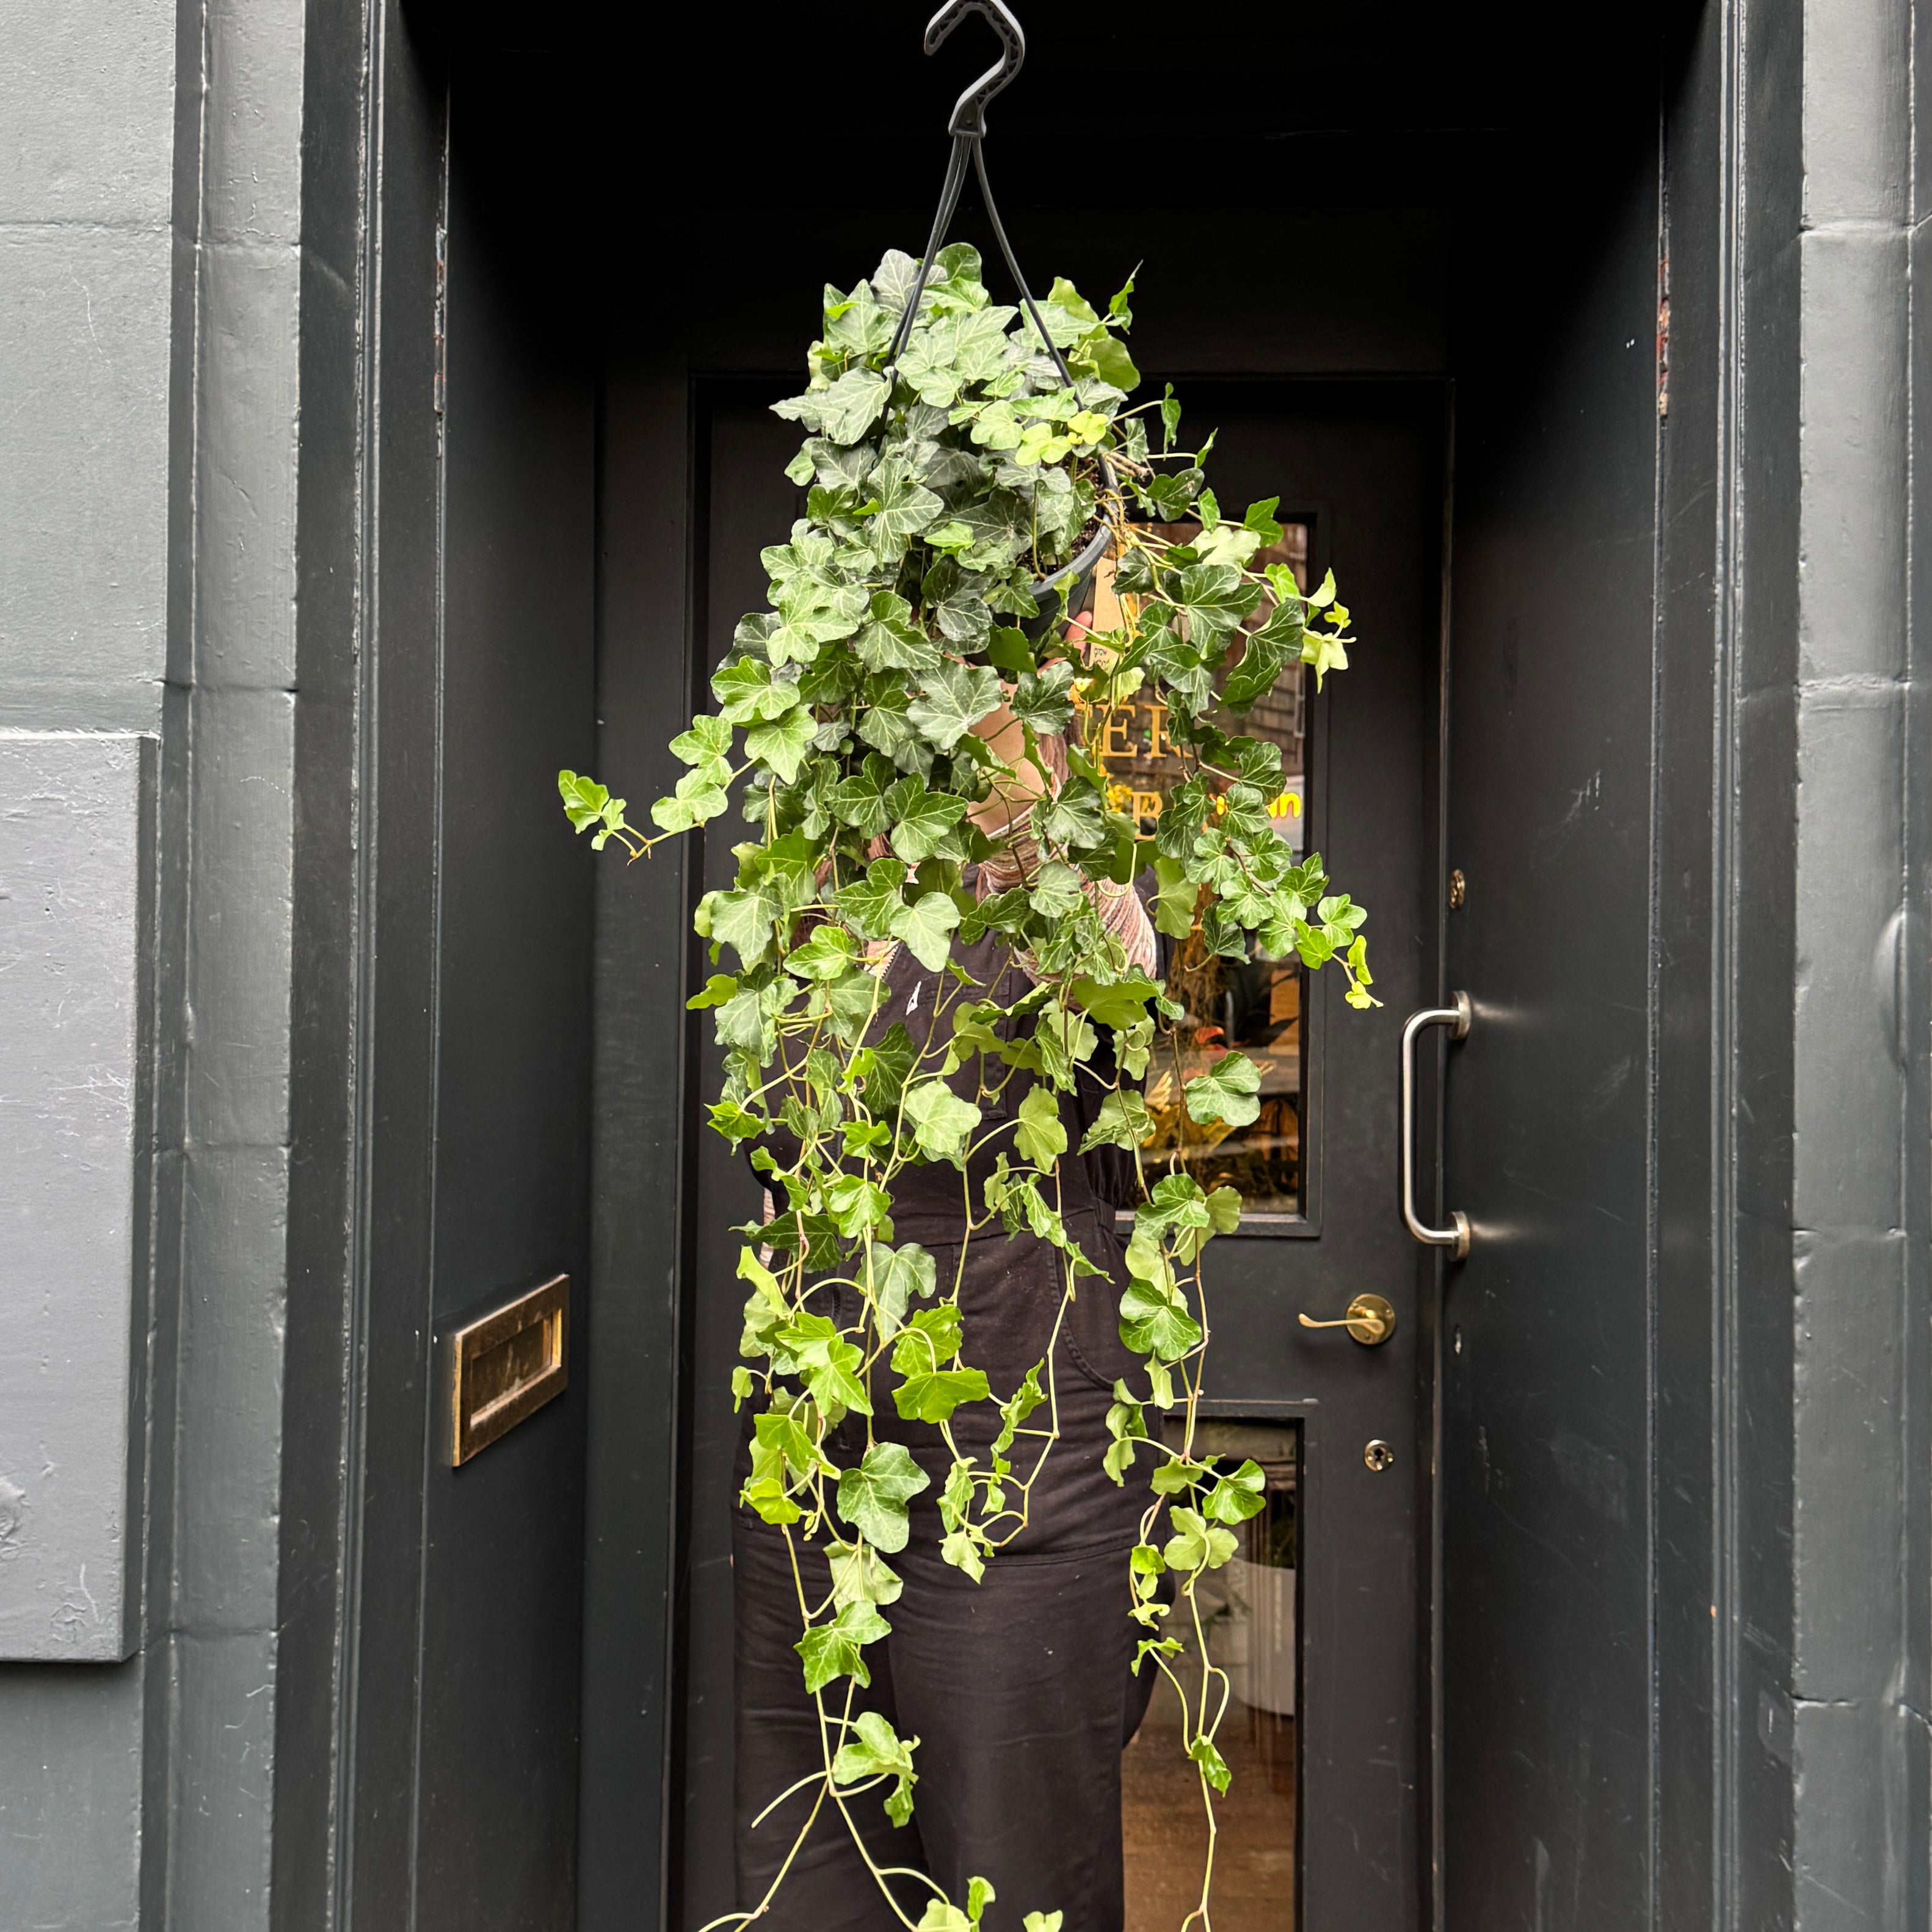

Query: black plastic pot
left=1018, top=454, right=1115, bottom=642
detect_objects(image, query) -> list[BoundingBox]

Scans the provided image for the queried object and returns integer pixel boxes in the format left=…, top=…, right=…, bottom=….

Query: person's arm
left=968, top=700, right=1157, bottom=977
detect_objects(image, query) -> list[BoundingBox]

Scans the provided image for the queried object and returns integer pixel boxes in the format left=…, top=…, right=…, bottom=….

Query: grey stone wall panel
left=185, top=688, right=294, bottom=1149
left=1796, top=228, right=1908, bottom=683
left=1800, top=0, right=1910, bottom=225
left=193, top=242, right=302, bottom=692
left=0, top=1661, right=145, bottom=1930
left=164, top=1626, right=278, bottom=1931
left=174, top=1145, right=288, bottom=1636
left=1792, top=1694, right=1916, bottom=1929
left=0, top=227, right=171, bottom=729
left=202, top=0, right=307, bottom=250
left=1792, top=1225, right=1907, bottom=1688
left=1792, top=682, right=1908, bottom=1227
left=0, top=0, right=174, bottom=227
left=0, top=731, right=155, bottom=1661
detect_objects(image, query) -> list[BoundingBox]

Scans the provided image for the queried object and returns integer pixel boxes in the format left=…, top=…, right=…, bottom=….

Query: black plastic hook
left=924, top=0, right=1026, bottom=137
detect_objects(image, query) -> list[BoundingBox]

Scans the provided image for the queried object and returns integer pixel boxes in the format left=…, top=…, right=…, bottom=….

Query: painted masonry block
left=0, top=732, right=154, bottom=1659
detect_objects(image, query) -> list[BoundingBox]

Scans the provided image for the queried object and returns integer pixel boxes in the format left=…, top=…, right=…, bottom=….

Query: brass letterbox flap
left=448, top=1274, right=568, bottom=1467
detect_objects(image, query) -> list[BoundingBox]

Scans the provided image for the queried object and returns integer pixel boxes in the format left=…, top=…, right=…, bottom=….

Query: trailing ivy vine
left=560, top=244, right=1372, bottom=1931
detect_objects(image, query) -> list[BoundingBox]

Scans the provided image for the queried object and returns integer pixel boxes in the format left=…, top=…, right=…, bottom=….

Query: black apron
left=733, top=931, right=1156, bottom=1931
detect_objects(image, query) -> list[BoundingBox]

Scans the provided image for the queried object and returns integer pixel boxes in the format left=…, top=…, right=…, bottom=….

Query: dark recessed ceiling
left=415, top=0, right=1690, bottom=211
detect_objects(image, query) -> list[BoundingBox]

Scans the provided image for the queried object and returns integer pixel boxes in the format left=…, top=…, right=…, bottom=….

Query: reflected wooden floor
left=1122, top=1653, right=1296, bottom=1932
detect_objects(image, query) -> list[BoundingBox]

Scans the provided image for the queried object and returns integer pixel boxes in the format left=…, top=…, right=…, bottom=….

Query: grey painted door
left=677, top=381, right=1444, bottom=1930
left=412, top=77, right=597, bottom=1930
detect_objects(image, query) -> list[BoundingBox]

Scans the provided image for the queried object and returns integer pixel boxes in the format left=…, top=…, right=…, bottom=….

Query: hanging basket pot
left=1019, top=454, right=1117, bottom=641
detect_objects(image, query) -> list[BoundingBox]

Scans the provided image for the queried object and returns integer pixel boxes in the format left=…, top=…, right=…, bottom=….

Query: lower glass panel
left=1123, top=1422, right=1299, bottom=1930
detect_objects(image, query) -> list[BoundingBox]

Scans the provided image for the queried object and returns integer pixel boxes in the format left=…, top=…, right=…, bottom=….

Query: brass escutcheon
left=1298, top=1293, right=1396, bottom=1346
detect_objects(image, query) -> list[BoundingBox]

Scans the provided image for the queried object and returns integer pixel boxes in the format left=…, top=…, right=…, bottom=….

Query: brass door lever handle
left=1298, top=1294, right=1396, bottom=1346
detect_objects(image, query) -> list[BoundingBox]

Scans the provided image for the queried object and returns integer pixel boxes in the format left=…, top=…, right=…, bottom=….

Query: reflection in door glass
left=1123, top=1422, right=1299, bottom=1930
left=1087, top=526, right=1312, bottom=1216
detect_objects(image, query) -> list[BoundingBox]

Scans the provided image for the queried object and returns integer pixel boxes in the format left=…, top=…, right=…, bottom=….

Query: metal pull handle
left=1298, top=1294, right=1396, bottom=1346
left=1402, top=991, right=1472, bottom=1258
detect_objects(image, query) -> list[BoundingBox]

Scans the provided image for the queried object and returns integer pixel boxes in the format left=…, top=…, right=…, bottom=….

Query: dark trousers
left=735, top=1509, right=1153, bottom=1932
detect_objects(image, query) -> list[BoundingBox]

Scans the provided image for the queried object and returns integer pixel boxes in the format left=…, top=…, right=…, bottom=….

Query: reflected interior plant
left=560, top=244, right=1373, bottom=1932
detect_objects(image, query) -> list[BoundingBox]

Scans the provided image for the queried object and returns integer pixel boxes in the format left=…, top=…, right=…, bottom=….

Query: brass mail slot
left=449, top=1274, right=568, bottom=1466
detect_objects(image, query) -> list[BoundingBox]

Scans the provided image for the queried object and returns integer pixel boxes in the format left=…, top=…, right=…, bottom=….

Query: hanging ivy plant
left=560, top=244, right=1373, bottom=1930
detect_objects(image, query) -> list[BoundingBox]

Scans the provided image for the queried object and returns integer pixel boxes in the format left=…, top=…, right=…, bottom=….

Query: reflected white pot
left=1207, top=1558, right=1296, bottom=1717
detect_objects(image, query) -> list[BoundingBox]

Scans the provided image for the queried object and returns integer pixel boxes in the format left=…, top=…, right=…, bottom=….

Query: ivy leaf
left=670, top=714, right=733, bottom=765
left=1119, top=1279, right=1203, bottom=1360
left=889, top=888, right=961, bottom=971
left=871, top=247, right=922, bottom=316
left=887, top=785, right=970, bottom=862
left=713, top=658, right=801, bottom=725
left=1078, top=1089, right=1153, bottom=1153
left=1305, top=624, right=1350, bottom=687
left=557, top=769, right=611, bottom=832
left=771, top=578, right=868, bottom=666
left=829, top=755, right=898, bottom=838
left=706, top=881, right=785, bottom=968
left=867, top=1240, right=937, bottom=1337
left=1188, top=1734, right=1233, bottom=1793
left=1009, top=661, right=1077, bottom=737
left=827, top=1541, right=904, bottom=1610
left=1012, top=1086, right=1068, bottom=1166
left=984, top=625, right=1036, bottom=677
left=686, top=972, right=736, bottom=1011
left=650, top=766, right=730, bottom=833
left=857, top=686, right=934, bottom=774
left=959, top=884, right=1031, bottom=942
left=796, top=1600, right=892, bottom=1693
left=779, top=1312, right=873, bottom=1416
left=751, top=1408, right=819, bottom=1485
left=941, top=1528, right=987, bottom=1581
left=1163, top=1506, right=1238, bottom=1575
left=1067, top=974, right=1160, bottom=1030
left=1154, top=775, right=1210, bottom=860
left=1204, top=1458, right=1269, bottom=1525
left=835, top=1442, right=931, bottom=1554
left=1184, top=1051, right=1263, bottom=1127
left=773, top=366, right=891, bottom=445
left=868, top=471, right=945, bottom=556
left=825, top=1175, right=893, bottom=1240
left=831, top=1709, right=920, bottom=1828
left=1027, top=859, right=1084, bottom=921
left=854, top=1022, right=917, bottom=1115
left=786, top=925, right=859, bottom=981
left=930, top=578, right=993, bottom=648
left=895, top=1302, right=965, bottom=1366
left=1222, top=618, right=1298, bottom=713
left=834, top=857, right=907, bottom=940
left=744, top=705, right=817, bottom=783
left=1075, top=330, right=1139, bottom=391
left=1036, top=783, right=1108, bottom=851
left=902, top=1080, right=982, bottom=1165
left=907, top=661, right=1003, bottom=751
left=892, top=1362, right=991, bottom=1424
left=855, top=591, right=942, bottom=673
left=992, top=1364, right=1048, bottom=1457
left=1243, top=495, right=1285, bottom=545
left=1150, top=856, right=1199, bottom=939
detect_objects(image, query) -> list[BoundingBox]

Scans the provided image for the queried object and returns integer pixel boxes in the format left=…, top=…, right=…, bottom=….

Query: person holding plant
left=559, top=242, right=1368, bottom=1932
